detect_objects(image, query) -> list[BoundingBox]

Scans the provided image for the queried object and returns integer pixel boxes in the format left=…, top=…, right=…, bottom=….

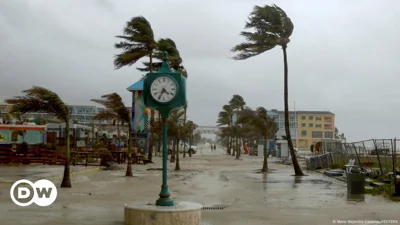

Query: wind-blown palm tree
left=169, top=109, right=185, bottom=170
left=253, top=107, right=278, bottom=172
left=114, top=16, right=157, bottom=70
left=114, top=16, right=157, bottom=162
left=91, top=93, right=133, bottom=176
left=5, top=86, right=72, bottom=187
left=137, top=38, right=183, bottom=73
left=229, top=95, right=246, bottom=158
left=217, top=104, right=234, bottom=154
left=231, top=4, right=304, bottom=175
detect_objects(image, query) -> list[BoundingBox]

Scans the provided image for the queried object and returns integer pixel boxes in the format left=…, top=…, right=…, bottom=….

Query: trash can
left=347, top=173, right=365, bottom=194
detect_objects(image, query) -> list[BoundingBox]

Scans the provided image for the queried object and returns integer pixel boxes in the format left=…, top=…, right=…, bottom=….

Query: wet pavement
left=0, top=147, right=399, bottom=225
left=0, top=164, right=99, bottom=183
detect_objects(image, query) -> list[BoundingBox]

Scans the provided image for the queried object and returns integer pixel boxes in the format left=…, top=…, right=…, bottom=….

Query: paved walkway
left=0, top=151, right=399, bottom=225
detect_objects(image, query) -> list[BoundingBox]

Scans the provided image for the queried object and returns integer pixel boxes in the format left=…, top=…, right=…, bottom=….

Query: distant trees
left=217, top=95, right=278, bottom=171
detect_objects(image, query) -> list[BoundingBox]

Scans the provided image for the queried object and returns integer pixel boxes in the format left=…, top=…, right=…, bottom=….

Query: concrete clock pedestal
left=124, top=201, right=203, bottom=225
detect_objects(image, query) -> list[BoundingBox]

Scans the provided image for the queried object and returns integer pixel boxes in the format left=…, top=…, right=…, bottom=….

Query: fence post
left=393, top=138, right=400, bottom=196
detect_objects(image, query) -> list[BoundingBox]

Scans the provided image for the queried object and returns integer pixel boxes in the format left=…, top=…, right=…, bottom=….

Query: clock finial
left=163, top=51, right=168, bottom=63
left=158, top=51, right=171, bottom=72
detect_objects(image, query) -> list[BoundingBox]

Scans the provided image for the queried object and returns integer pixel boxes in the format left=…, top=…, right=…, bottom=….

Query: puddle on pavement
left=257, top=179, right=332, bottom=185
left=202, top=221, right=215, bottom=225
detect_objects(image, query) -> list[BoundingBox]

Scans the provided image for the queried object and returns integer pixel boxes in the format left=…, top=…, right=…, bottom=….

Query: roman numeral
left=158, top=80, right=161, bottom=83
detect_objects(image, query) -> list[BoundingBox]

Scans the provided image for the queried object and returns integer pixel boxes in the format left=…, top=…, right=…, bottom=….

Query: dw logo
left=10, top=179, right=57, bottom=207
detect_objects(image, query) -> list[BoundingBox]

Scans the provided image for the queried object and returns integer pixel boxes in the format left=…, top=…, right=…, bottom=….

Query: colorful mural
left=0, top=130, right=9, bottom=142
left=132, top=91, right=150, bottom=132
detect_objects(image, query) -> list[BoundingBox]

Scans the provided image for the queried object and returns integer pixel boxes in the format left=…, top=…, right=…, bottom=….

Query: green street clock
left=150, top=76, right=178, bottom=103
left=142, top=51, right=187, bottom=206
left=143, top=52, right=186, bottom=119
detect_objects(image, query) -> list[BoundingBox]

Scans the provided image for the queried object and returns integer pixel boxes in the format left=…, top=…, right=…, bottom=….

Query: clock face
left=150, top=76, right=177, bottom=103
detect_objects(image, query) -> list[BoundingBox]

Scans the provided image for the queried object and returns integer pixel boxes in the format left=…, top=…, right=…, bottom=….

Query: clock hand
left=158, top=92, right=163, bottom=100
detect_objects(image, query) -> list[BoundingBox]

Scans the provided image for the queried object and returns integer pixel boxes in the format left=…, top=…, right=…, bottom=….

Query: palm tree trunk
left=226, top=137, right=231, bottom=154
left=183, top=107, right=187, bottom=158
left=117, top=119, right=120, bottom=138
left=235, top=135, right=240, bottom=159
left=261, top=135, right=268, bottom=172
left=170, top=139, right=175, bottom=163
left=189, top=132, right=193, bottom=157
left=175, top=137, right=180, bottom=170
left=282, top=45, right=304, bottom=176
left=232, top=137, right=235, bottom=156
left=61, top=120, right=71, bottom=188
left=126, top=123, right=133, bottom=177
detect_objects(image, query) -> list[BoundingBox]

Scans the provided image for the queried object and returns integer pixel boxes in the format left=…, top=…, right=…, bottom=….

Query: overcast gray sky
left=1, top=0, right=399, bottom=142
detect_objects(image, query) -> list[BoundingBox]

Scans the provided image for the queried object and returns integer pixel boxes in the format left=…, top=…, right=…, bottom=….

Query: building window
left=301, top=123, right=306, bottom=128
left=309, top=123, right=313, bottom=128
left=301, top=131, right=307, bottom=136
left=302, top=116, right=306, bottom=120
left=289, top=116, right=295, bottom=121
left=312, top=131, right=323, bottom=138
left=324, top=124, right=333, bottom=130
left=309, top=116, right=313, bottom=120
left=324, top=132, right=333, bottom=139
left=316, top=116, right=322, bottom=121
left=324, top=116, right=333, bottom=122
left=316, top=124, right=322, bottom=128
left=290, top=123, right=296, bottom=128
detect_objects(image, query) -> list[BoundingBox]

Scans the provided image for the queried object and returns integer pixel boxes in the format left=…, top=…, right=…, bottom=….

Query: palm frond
left=231, top=4, right=293, bottom=60
left=5, top=86, right=69, bottom=122
left=92, top=110, right=118, bottom=121
left=91, top=93, right=131, bottom=124
left=114, top=16, right=156, bottom=69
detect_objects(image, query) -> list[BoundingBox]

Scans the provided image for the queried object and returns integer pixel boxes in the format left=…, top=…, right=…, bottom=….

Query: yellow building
left=296, top=111, right=335, bottom=149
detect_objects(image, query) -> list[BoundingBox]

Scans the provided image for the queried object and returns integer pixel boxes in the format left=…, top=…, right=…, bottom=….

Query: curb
left=0, top=167, right=101, bottom=185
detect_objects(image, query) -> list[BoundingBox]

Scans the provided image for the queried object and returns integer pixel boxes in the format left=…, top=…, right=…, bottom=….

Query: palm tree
left=168, top=109, right=185, bottom=170
left=184, top=120, right=198, bottom=157
left=5, top=86, right=72, bottom=187
left=217, top=104, right=234, bottom=154
left=231, top=4, right=304, bottom=175
left=182, top=104, right=188, bottom=158
left=114, top=16, right=157, bottom=162
left=114, top=16, right=157, bottom=70
left=229, top=95, right=246, bottom=158
left=91, top=93, right=133, bottom=177
left=137, top=38, right=183, bottom=73
left=253, top=107, right=278, bottom=172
